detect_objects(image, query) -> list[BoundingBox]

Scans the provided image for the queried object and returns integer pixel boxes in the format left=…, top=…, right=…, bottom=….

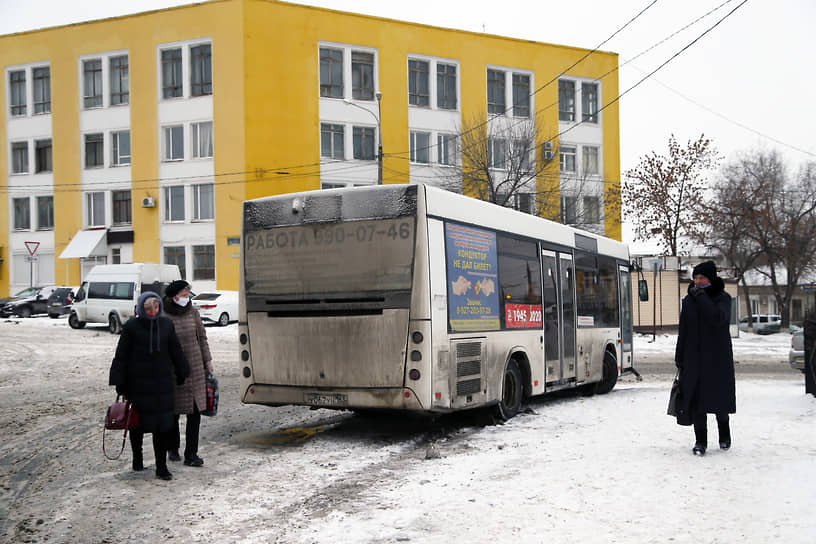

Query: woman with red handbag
left=109, top=293, right=189, bottom=480
left=162, top=280, right=213, bottom=467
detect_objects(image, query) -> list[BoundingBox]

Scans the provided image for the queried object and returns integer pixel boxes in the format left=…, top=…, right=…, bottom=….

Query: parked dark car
left=47, top=287, right=75, bottom=318
left=0, top=286, right=63, bottom=318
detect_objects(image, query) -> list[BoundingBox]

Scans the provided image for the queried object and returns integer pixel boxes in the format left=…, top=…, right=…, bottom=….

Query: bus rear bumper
left=241, top=383, right=427, bottom=411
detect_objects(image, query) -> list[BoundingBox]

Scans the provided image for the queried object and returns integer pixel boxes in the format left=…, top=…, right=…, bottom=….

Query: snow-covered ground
left=0, top=317, right=813, bottom=543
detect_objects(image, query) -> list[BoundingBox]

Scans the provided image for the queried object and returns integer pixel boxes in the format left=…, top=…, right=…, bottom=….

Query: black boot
left=717, top=413, right=731, bottom=450
left=129, top=430, right=144, bottom=471
left=693, top=443, right=707, bottom=456
left=183, top=409, right=203, bottom=467
left=692, top=413, right=707, bottom=456
left=153, top=431, right=173, bottom=481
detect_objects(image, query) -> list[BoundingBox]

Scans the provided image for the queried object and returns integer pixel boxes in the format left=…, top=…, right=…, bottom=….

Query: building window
left=192, top=183, right=214, bottom=221
left=558, top=79, right=575, bottom=122
left=112, top=131, right=131, bottom=166
left=512, top=74, right=530, bottom=118
left=111, top=247, right=121, bottom=265
left=191, top=121, right=213, bottom=159
left=437, top=63, right=457, bottom=110
left=352, top=126, right=375, bottom=160
left=351, top=51, right=374, bottom=100
left=13, top=197, right=30, bottom=230
left=161, top=48, right=183, bottom=98
left=409, top=131, right=431, bottom=164
left=86, top=192, right=105, bottom=226
left=583, top=196, right=600, bottom=224
left=33, top=67, right=51, bottom=114
left=560, top=145, right=576, bottom=173
left=10, top=70, right=26, bottom=116
left=437, top=133, right=456, bottom=166
left=487, top=69, right=505, bottom=115
left=517, top=193, right=535, bottom=215
left=37, top=196, right=54, bottom=230
left=488, top=138, right=506, bottom=169
left=561, top=196, right=577, bottom=224
left=408, top=59, right=429, bottom=107
left=164, top=246, right=186, bottom=279
left=190, top=44, right=212, bottom=96
left=193, top=245, right=215, bottom=280
left=35, top=139, right=52, bottom=173
left=320, top=123, right=345, bottom=159
left=83, top=59, right=103, bottom=108
left=319, top=47, right=343, bottom=98
left=110, top=55, right=129, bottom=105
left=582, top=82, right=598, bottom=123
left=112, top=190, right=131, bottom=225
left=11, top=142, right=29, bottom=174
left=164, top=185, right=185, bottom=222
left=163, top=125, right=184, bottom=161
left=513, top=140, right=531, bottom=172
left=582, top=146, right=599, bottom=175
left=85, top=133, right=104, bottom=168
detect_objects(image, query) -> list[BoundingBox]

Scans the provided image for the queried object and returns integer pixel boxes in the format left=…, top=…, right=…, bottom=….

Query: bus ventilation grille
left=455, top=341, right=482, bottom=397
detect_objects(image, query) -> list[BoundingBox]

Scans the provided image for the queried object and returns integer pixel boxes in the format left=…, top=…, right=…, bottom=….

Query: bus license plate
left=305, top=393, right=348, bottom=406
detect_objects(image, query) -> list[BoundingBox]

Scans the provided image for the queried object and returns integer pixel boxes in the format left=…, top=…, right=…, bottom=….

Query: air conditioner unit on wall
left=543, top=141, right=554, bottom=150
left=141, top=196, right=155, bottom=208
left=542, top=150, right=555, bottom=162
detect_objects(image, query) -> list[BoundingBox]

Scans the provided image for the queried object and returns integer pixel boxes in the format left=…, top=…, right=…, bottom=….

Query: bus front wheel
left=494, top=359, right=523, bottom=421
left=595, top=351, right=618, bottom=395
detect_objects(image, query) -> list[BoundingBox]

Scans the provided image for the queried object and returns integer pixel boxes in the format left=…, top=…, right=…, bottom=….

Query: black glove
left=115, top=385, right=126, bottom=396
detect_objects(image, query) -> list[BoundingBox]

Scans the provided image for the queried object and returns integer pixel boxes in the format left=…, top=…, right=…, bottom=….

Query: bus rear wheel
left=595, top=351, right=618, bottom=395
left=494, top=359, right=523, bottom=421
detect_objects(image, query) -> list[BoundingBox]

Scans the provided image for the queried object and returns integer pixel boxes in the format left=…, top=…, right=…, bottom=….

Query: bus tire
left=68, top=312, right=86, bottom=329
left=108, top=313, right=121, bottom=334
left=494, top=359, right=523, bottom=421
left=595, top=351, right=618, bottom=395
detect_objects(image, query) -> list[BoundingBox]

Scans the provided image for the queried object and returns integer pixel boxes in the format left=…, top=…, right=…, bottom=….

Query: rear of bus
left=238, top=185, right=432, bottom=411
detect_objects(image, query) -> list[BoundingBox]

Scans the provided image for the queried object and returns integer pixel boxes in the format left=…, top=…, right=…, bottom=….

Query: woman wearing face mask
left=162, top=280, right=214, bottom=467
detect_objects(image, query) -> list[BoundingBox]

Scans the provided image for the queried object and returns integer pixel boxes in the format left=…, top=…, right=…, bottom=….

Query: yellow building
left=0, top=0, right=620, bottom=297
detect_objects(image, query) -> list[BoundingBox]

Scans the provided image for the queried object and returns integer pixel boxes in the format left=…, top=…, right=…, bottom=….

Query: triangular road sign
left=24, top=241, right=40, bottom=256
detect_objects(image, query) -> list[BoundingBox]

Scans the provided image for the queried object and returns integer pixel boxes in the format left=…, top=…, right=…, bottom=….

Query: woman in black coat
left=109, top=292, right=189, bottom=480
left=804, top=308, right=816, bottom=397
left=674, top=261, right=736, bottom=456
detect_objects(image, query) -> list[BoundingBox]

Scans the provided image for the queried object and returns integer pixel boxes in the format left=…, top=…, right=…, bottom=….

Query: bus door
left=618, top=265, right=634, bottom=371
left=560, top=254, right=577, bottom=382
left=541, top=249, right=577, bottom=385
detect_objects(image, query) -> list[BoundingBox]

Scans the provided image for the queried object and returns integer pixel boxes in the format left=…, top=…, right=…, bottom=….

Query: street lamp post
left=343, top=93, right=383, bottom=185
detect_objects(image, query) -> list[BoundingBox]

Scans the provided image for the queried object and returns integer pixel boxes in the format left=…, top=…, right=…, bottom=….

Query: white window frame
left=191, top=121, right=213, bottom=159
left=86, top=191, right=106, bottom=227
left=163, top=125, right=184, bottom=161
left=36, top=195, right=54, bottom=231
left=320, top=123, right=345, bottom=160
left=318, top=42, right=379, bottom=102
left=32, top=65, right=51, bottom=114
left=111, top=130, right=131, bottom=166
left=82, top=58, right=103, bottom=109
left=583, top=196, right=601, bottom=224
left=192, top=183, right=215, bottom=221
left=13, top=197, right=31, bottom=231
left=408, top=58, right=430, bottom=107
left=437, top=133, right=457, bottom=166
left=486, top=65, right=534, bottom=119
left=488, top=137, right=507, bottom=170
left=11, top=141, right=29, bottom=175
left=164, top=185, right=186, bottom=222
left=352, top=125, right=376, bottom=161
left=9, top=69, right=27, bottom=117
left=560, top=145, right=576, bottom=173
left=409, top=131, right=431, bottom=164
left=582, top=145, right=600, bottom=176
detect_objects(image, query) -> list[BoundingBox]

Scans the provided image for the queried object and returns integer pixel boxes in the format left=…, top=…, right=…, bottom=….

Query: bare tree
left=623, top=134, right=720, bottom=255
left=442, top=112, right=614, bottom=232
left=720, top=151, right=816, bottom=327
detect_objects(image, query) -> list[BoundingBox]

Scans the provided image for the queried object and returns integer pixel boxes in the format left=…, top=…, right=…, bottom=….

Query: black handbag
left=667, top=373, right=680, bottom=417
left=202, top=374, right=219, bottom=417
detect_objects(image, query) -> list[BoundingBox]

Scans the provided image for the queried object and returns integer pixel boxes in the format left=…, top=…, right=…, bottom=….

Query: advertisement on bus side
left=445, top=222, right=500, bottom=332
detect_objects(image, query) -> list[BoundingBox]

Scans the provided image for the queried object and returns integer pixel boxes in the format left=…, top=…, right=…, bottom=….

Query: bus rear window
left=244, top=217, right=415, bottom=298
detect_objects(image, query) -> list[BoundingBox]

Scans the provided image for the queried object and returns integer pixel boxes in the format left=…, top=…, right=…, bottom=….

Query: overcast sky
left=2, top=0, right=814, bottom=186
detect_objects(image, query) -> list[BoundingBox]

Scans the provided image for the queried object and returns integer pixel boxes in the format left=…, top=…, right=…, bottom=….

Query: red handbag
left=103, top=395, right=140, bottom=460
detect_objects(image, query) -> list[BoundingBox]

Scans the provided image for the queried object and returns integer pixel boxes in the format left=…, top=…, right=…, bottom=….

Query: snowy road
left=0, top=318, right=813, bottom=543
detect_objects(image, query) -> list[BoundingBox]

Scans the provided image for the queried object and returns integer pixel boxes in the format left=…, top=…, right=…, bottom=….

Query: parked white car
left=738, top=314, right=782, bottom=335
left=192, top=291, right=238, bottom=326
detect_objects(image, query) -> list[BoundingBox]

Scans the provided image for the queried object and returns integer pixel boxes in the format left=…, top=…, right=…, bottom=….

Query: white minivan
left=69, top=263, right=181, bottom=333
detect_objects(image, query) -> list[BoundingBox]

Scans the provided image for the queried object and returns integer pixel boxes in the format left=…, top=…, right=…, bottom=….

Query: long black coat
left=803, top=309, right=816, bottom=396
left=109, top=313, right=190, bottom=433
left=674, top=277, right=736, bottom=419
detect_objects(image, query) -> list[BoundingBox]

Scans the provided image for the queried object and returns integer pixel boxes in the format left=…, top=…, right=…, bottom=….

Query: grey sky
left=2, top=0, right=814, bottom=176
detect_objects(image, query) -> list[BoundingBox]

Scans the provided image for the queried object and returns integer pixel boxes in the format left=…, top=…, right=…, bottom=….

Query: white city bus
left=239, top=184, right=634, bottom=420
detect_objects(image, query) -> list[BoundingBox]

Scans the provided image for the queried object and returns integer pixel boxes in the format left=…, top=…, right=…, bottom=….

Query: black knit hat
left=165, top=279, right=190, bottom=299
left=692, top=260, right=717, bottom=283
